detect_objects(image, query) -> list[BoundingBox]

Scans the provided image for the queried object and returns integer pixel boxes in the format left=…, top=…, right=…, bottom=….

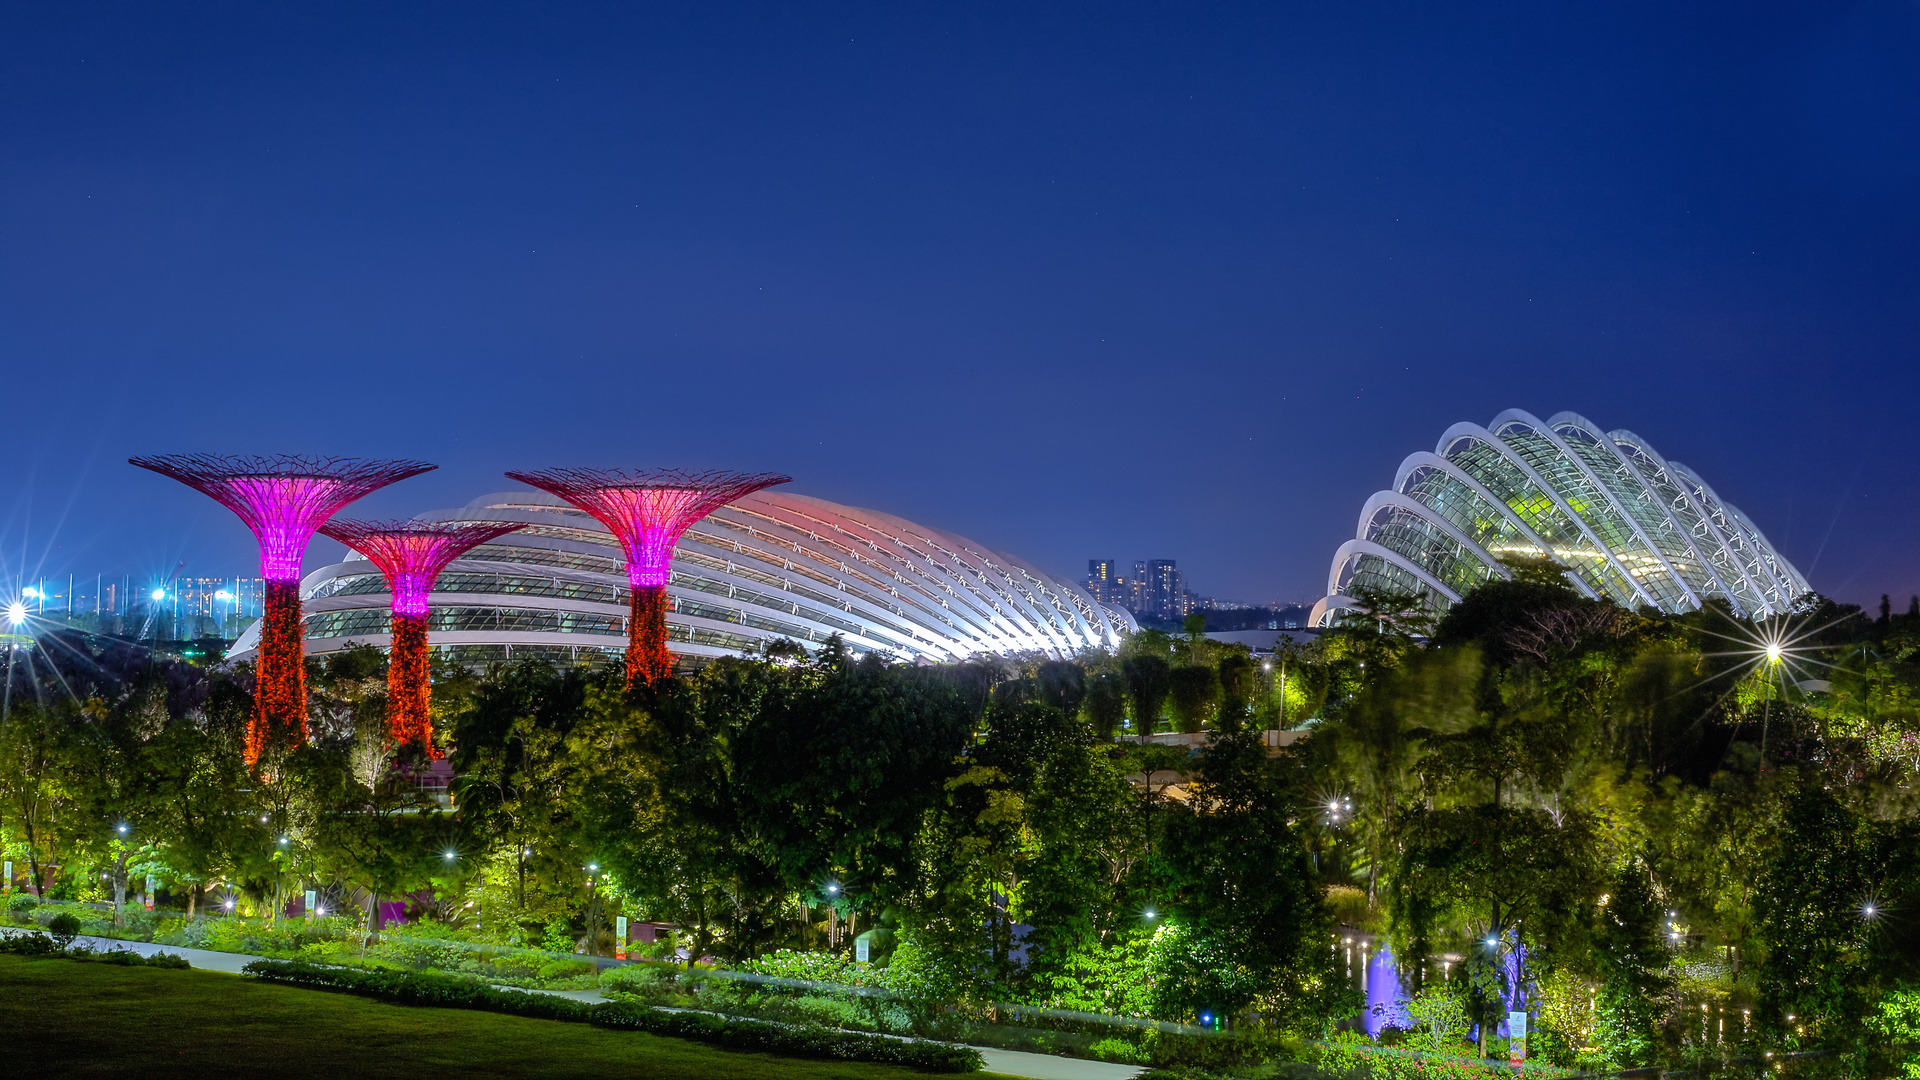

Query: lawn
left=0, top=954, right=995, bottom=1080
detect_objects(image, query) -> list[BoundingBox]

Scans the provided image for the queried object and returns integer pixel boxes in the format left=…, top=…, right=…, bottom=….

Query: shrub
left=1087, top=1036, right=1151, bottom=1064
left=600, top=962, right=677, bottom=1001
left=93, top=949, right=191, bottom=969
left=47, top=912, right=81, bottom=948
left=743, top=948, right=871, bottom=986
left=536, top=958, right=596, bottom=980
left=786, top=994, right=866, bottom=1030
left=242, top=960, right=982, bottom=1072
left=0, top=930, right=59, bottom=955
left=8, top=895, right=39, bottom=919
left=243, top=961, right=594, bottom=1022
left=590, top=1000, right=982, bottom=1071
left=0, top=930, right=191, bottom=969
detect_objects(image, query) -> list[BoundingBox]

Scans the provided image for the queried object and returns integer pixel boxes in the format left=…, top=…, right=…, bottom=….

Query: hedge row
left=0, top=930, right=191, bottom=969
left=242, top=960, right=982, bottom=1073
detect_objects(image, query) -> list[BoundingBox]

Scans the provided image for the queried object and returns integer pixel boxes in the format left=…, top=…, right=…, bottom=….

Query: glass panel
left=1363, top=507, right=1501, bottom=596
left=1332, top=553, right=1451, bottom=618
left=1441, top=436, right=1640, bottom=605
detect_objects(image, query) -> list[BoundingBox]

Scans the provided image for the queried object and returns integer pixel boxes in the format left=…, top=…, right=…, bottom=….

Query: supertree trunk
left=319, top=518, right=529, bottom=757
left=388, top=612, right=433, bottom=754
left=253, top=578, right=309, bottom=761
left=128, top=454, right=436, bottom=767
left=628, top=585, right=672, bottom=686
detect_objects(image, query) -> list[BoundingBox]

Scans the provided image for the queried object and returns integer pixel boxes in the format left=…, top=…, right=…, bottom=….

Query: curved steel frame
left=230, top=489, right=1135, bottom=667
left=1314, top=411, right=1808, bottom=626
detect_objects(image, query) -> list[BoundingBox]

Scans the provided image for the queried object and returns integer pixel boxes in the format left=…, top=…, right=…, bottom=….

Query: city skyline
left=3, top=4, right=1918, bottom=610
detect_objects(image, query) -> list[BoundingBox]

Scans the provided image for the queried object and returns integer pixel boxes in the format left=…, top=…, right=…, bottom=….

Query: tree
left=1123, top=654, right=1171, bottom=735
left=1390, top=804, right=1600, bottom=1051
left=588, top=675, right=762, bottom=964
left=0, top=700, right=78, bottom=896
left=1084, top=670, right=1127, bottom=741
left=1167, top=665, right=1219, bottom=734
left=1343, top=586, right=1436, bottom=642
left=1752, top=786, right=1888, bottom=1041
left=1035, top=660, right=1086, bottom=717
left=447, top=659, right=598, bottom=932
left=1216, top=653, right=1254, bottom=729
left=1588, top=864, right=1674, bottom=1068
left=1156, top=727, right=1354, bottom=1029
left=1018, top=717, right=1145, bottom=975
left=735, top=656, right=974, bottom=912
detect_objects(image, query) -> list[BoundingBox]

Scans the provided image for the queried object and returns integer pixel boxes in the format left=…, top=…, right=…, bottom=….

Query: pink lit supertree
left=130, top=454, right=435, bottom=764
left=502, top=468, right=790, bottom=686
left=318, top=518, right=528, bottom=756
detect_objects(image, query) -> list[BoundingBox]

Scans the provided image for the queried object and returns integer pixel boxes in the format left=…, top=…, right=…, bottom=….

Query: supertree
left=318, top=518, right=528, bottom=756
left=502, top=468, right=790, bottom=686
left=129, top=454, right=435, bottom=763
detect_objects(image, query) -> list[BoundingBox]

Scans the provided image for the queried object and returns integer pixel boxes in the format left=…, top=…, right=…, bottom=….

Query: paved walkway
left=6, top=930, right=1142, bottom=1080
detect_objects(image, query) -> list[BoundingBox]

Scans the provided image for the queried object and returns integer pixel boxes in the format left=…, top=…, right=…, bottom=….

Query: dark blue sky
left=4, top=2, right=1917, bottom=608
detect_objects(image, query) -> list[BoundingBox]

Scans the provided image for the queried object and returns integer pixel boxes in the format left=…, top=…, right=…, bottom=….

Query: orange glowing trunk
left=388, top=612, right=436, bottom=755
left=628, top=584, right=671, bottom=687
left=251, top=579, right=308, bottom=764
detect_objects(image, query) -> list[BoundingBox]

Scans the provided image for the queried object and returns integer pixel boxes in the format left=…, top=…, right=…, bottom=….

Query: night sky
left=4, top=3, right=1917, bottom=609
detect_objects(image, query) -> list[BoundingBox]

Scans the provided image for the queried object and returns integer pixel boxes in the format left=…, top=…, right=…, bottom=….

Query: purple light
left=130, top=455, right=436, bottom=582
left=596, top=486, right=717, bottom=588
left=503, top=468, right=791, bottom=589
left=502, top=467, right=791, bottom=687
left=227, top=475, right=352, bottom=580
left=321, top=520, right=527, bottom=616
left=1364, top=943, right=1410, bottom=1037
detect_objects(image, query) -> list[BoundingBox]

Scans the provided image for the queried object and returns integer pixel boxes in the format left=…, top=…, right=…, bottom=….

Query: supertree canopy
left=318, top=518, right=528, bottom=756
left=502, top=468, right=791, bottom=685
left=130, top=454, right=435, bottom=763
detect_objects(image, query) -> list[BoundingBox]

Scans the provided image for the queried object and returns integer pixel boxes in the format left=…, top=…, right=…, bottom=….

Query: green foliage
left=1037, top=931, right=1157, bottom=1017
left=1401, top=985, right=1471, bottom=1051
left=46, top=911, right=81, bottom=947
left=1869, top=987, right=1920, bottom=1078
left=598, top=960, right=679, bottom=1001
left=1588, top=867, right=1674, bottom=1068
left=244, top=960, right=983, bottom=1071
left=1752, top=785, right=1914, bottom=1042
left=1155, top=728, right=1355, bottom=1030
left=0, top=929, right=189, bottom=968
left=1084, top=670, right=1128, bottom=740
left=23, top=582, right=1920, bottom=1072
left=1167, top=666, right=1220, bottom=734
left=1124, top=653, right=1173, bottom=733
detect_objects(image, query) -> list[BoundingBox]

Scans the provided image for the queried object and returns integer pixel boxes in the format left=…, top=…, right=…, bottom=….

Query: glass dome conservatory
left=1310, top=409, right=1810, bottom=626
left=230, top=488, right=1136, bottom=667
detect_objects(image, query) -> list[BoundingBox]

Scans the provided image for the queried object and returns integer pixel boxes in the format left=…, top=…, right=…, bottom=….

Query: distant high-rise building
left=1086, top=559, right=1126, bottom=604
left=1146, top=559, right=1184, bottom=620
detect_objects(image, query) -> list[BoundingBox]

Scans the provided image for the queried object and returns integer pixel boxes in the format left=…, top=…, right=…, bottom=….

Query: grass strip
left=243, top=959, right=983, bottom=1073
left=0, top=953, right=974, bottom=1080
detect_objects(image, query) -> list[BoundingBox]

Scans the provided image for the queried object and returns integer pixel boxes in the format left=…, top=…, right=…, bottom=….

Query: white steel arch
left=231, top=489, right=1135, bottom=666
left=1314, top=410, right=1810, bottom=626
